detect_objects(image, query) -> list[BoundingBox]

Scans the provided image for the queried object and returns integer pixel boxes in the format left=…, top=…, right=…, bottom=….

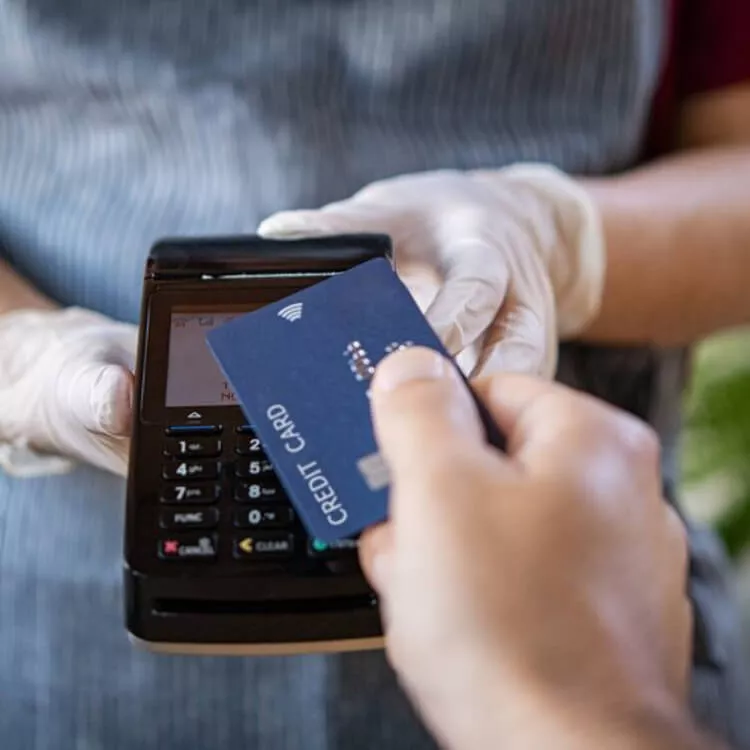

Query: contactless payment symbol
left=277, top=303, right=304, bottom=322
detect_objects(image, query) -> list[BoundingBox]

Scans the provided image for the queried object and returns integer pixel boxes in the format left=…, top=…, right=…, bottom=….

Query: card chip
left=357, top=452, right=391, bottom=492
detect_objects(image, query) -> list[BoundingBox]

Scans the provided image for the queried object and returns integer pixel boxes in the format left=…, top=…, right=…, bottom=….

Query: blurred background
left=681, top=325, right=750, bottom=650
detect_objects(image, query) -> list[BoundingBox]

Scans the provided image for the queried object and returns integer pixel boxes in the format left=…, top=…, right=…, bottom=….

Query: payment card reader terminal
left=124, top=234, right=390, bottom=655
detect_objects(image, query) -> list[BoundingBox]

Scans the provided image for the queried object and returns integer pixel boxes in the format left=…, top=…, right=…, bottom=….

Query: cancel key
left=233, top=533, right=294, bottom=560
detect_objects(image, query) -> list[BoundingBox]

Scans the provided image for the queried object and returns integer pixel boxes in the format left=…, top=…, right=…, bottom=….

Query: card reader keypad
left=157, top=423, right=357, bottom=569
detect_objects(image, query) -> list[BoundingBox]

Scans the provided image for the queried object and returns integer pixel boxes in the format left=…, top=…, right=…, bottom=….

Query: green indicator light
left=312, top=539, right=328, bottom=552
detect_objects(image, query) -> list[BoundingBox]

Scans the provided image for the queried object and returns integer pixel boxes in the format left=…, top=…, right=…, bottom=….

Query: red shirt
left=649, top=0, right=750, bottom=154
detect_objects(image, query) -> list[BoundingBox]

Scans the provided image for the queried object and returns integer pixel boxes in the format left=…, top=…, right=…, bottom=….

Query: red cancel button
left=158, top=534, right=218, bottom=560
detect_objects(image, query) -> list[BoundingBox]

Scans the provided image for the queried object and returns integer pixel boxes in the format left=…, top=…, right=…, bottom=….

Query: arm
left=0, top=258, right=56, bottom=314
left=579, top=84, right=750, bottom=346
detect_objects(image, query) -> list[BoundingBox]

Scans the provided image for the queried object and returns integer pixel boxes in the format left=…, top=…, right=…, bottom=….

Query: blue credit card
left=206, top=257, right=504, bottom=543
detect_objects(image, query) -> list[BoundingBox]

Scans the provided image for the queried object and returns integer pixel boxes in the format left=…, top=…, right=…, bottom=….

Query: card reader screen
left=165, top=307, right=253, bottom=408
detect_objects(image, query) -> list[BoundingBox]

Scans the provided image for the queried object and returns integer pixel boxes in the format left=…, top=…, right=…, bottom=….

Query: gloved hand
left=259, top=165, right=605, bottom=379
left=0, top=307, right=137, bottom=477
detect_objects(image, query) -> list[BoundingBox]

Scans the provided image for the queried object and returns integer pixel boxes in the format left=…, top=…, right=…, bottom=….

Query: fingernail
left=372, top=347, right=448, bottom=393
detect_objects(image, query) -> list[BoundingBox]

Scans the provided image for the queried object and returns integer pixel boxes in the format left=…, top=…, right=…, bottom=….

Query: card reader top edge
left=146, top=233, right=393, bottom=279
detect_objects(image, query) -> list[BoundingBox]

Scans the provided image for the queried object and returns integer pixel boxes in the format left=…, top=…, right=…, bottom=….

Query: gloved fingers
left=395, top=268, right=483, bottom=376
left=63, top=431, right=131, bottom=477
left=60, top=362, right=134, bottom=437
left=396, top=263, right=441, bottom=310
left=86, top=434, right=131, bottom=477
left=454, top=342, right=482, bottom=377
left=472, top=299, right=555, bottom=379
left=258, top=198, right=410, bottom=240
left=61, top=323, right=138, bottom=375
left=423, top=245, right=509, bottom=356
left=107, top=325, right=139, bottom=370
left=258, top=210, right=350, bottom=239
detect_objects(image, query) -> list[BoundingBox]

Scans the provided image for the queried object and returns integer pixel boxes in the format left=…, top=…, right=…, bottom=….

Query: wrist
left=471, top=163, right=607, bottom=340
left=504, top=164, right=606, bottom=339
left=577, top=699, right=718, bottom=750
left=0, top=262, right=57, bottom=315
left=527, top=684, right=713, bottom=750
left=434, top=666, right=710, bottom=750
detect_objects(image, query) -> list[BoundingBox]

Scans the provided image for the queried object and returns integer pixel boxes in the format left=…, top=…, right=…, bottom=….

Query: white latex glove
left=259, top=164, right=605, bottom=379
left=0, top=307, right=137, bottom=477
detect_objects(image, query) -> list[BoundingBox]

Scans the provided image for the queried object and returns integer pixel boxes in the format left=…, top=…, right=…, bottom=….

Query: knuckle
left=351, top=173, right=429, bottom=203
left=586, top=404, right=661, bottom=466
left=352, top=178, right=394, bottom=202
left=614, top=414, right=661, bottom=465
left=442, top=253, right=508, bottom=297
left=562, top=396, right=662, bottom=478
left=438, top=204, right=488, bottom=232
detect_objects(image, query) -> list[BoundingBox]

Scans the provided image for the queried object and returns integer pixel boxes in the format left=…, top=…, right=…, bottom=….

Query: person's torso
left=1, top=4, right=720, bottom=750
left=0, top=0, right=666, bottom=319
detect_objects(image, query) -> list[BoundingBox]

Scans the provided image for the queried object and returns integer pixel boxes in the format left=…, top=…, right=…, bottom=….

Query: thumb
left=473, top=300, right=556, bottom=379
left=422, top=247, right=508, bottom=357
left=369, top=347, right=485, bottom=485
left=63, top=362, right=134, bottom=437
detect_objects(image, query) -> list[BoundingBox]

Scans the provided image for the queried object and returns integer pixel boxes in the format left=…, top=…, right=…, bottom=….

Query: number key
left=234, top=480, right=284, bottom=502
left=163, top=461, right=220, bottom=481
left=235, top=436, right=264, bottom=456
left=235, top=458, right=274, bottom=479
left=161, top=484, right=220, bottom=504
left=164, top=437, right=221, bottom=458
left=234, top=506, right=293, bottom=529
